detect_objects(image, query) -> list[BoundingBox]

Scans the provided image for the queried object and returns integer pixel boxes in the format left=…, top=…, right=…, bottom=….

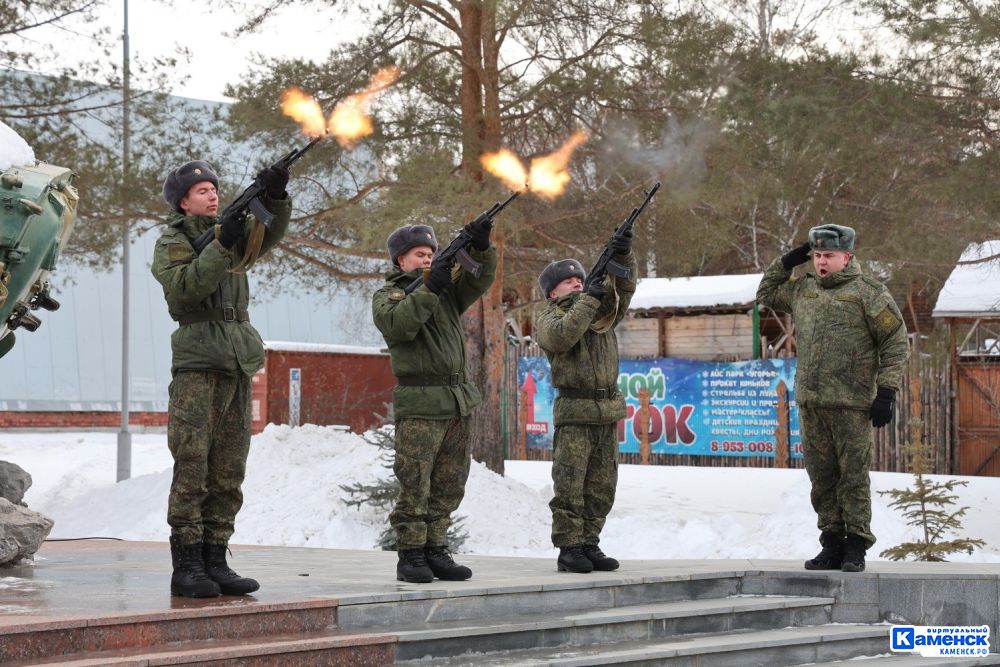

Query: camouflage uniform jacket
left=756, top=257, right=908, bottom=409
left=372, top=247, right=497, bottom=419
left=536, top=252, right=637, bottom=425
left=151, top=194, right=291, bottom=376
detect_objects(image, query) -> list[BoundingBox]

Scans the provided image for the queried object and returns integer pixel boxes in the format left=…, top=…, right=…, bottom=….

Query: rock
left=0, top=497, right=53, bottom=566
left=0, top=461, right=31, bottom=506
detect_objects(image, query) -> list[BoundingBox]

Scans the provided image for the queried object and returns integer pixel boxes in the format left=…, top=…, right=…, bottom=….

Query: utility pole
left=117, top=0, right=132, bottom=482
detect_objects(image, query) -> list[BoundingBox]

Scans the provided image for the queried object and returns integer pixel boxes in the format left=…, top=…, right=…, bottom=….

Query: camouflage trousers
left=167, top=370, right=252, bottom=546
left=800, top=406, right=876, bottom=548
left=390, top=417, right=471, bottom=550
left=550, top=423, right=619, bottom=548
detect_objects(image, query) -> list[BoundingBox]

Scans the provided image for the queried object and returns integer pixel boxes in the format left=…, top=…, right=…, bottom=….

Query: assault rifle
left=584, top=181, right=660, bottom=291
left=192, top=134, right=323, bottom=254
left=404, top=190, right=521, bottom=295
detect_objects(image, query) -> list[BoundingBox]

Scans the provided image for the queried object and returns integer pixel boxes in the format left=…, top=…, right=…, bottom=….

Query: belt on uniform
left=397, top=372, right=466, bottom=387
left=558, top=386, right=617, bottom=400
left=175, top=307, right=250, bottom=326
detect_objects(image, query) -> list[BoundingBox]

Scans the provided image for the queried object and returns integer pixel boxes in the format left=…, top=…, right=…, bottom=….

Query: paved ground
left=3, top=540, right=1000, bottom=629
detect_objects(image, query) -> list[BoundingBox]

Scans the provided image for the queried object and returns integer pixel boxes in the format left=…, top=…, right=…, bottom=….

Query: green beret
left=808, top=224, right=855, bottom=251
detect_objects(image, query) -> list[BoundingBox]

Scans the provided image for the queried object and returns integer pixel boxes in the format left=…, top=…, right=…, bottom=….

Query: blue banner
left=517, top=357, right=801, bottom=457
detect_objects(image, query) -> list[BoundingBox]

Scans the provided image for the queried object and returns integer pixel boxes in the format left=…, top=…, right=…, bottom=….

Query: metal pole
left=117, top=0, right=132, bottom=481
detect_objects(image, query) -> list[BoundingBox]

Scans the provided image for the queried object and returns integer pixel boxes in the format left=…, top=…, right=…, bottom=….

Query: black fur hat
left=162, top=160, right=219, bottom=214
left=387, top=225, right=439, bottom=266
left=539, top=258, right=586, bottom=298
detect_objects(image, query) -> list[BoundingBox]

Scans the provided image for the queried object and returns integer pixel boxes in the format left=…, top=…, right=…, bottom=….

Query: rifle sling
left=230, top=219, right=266, bottom=273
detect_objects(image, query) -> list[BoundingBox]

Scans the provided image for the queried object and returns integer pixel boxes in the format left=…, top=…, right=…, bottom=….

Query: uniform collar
left=550, top=291, right=583, bottom=307
left=167, top=211, right=216, bottom=239
left=386, top=265, right=423, bottom=284
left=813, top=259, right=861, bottom=289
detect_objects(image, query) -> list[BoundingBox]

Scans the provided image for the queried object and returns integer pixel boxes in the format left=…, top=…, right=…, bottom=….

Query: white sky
left=20, top=0, right=364, bottom=102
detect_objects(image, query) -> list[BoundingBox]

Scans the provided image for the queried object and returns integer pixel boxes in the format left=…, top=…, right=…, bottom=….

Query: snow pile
left=0, top=121, right=35, bottom=170
left=2, top=427, right=999, bottom=562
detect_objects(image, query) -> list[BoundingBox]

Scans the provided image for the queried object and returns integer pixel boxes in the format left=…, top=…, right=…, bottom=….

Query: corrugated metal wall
left=0, top=227, right=381, bottom=411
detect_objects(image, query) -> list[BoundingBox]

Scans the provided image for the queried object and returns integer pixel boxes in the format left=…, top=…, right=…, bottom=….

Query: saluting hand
left=781, top=242, right=812, bottom=270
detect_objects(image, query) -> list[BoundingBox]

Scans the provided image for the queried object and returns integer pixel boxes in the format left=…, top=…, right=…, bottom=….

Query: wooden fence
left=505, top=334, right=955, bottom=474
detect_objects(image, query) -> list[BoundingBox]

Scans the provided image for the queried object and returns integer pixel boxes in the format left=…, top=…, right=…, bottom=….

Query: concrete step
left=336, top=571, right=743, bottom=629
left=805, top=655, right=1000, bottom=666
left=392, top=594, right=834, bottom=661
left=404, top=624, right=891, bottom=666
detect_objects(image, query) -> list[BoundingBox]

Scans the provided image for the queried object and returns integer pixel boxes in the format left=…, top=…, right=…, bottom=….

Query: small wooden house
left=932, top=240, right=1000, bottom=476
left=619, top=273, right=789, bottom=360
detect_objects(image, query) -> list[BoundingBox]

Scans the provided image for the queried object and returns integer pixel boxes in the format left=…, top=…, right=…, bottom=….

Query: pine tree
left=878, top=397, right=985, bottom=561
left=341, top=406, right=468, bottom=551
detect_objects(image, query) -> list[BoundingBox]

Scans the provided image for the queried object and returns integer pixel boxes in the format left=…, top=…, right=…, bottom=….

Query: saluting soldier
left=152, top=160, right=290, bottom=597
left=371, top=217, right=495, bottom=583
left=757, top=224, right=908, bottom=572
left=534, top=228, right=635, bottom=574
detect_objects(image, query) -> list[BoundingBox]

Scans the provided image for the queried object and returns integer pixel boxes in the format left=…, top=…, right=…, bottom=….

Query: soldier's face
left=549, top=276, right=583, bottom=299
left=180, top=181, right=219, bottom=217
left=398, top=246, right=435, bottom=272
left=812, top=250, right=851, bottom=277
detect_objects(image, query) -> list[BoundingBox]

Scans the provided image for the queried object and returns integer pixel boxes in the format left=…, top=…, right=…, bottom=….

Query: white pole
left=117, top=0, right=132, bottom=482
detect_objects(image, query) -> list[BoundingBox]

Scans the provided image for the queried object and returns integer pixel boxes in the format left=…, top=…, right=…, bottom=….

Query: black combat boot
left=583, top=544, right=620, bottom=571
left=397, top=548, right=434, bottom=583
left=804, top=531, right=845, bottom=570
left=841, top=534, right=867, bottom=572
left=203, top=543, right=260, bottom=595
left=557, top=545, right=594, bottom=573
left=425, top=546, right=472, bottom=581
left=169, top=535, right=221, bottom=598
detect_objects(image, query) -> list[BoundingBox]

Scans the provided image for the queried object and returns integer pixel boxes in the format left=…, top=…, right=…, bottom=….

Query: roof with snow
left=264, top=341, right=387, bottom=356
left=629, top=273, right=763, bottom=312
left=932, top=240, right=1000, bottom=318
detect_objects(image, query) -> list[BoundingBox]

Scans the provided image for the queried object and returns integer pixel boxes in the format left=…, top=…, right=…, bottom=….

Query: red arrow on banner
left=521, top=372, right=538, bottom=423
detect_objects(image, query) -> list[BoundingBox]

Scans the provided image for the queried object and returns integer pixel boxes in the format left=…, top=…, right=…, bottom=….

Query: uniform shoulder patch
left=168, top=244, right=195, bottom=264
left=873, top=305, right=902, bottom=338
left=387, top=288, right=406, bottom=302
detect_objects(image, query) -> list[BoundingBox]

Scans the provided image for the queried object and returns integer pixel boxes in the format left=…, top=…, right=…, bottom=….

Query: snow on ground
left=0, top=121, right=35, bottom=170
left=2, top=425, right=999, bottom=563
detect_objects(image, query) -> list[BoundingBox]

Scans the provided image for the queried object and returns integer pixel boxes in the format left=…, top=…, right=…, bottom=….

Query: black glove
left=217, top=209, right=246, bottom=249
left=424, top=262, right=452, bottom=295
left=781, top=242, right=812, bottom=270
left=585, top=277, right=607, bottom=301
left=464, top=216, right=492, bottom=251
left=610, top=227, right=633, bottom=255
left=870, top=386, right=895, bottom=428
left=256, top=164, right=290, bottom=199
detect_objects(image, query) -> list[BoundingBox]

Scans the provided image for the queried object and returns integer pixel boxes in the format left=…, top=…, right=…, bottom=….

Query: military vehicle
left=0, top=162, right=78, bottom=358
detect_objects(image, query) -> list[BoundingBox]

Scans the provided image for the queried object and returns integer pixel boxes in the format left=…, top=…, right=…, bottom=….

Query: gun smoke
left=604, top=116, right=717, bottom=196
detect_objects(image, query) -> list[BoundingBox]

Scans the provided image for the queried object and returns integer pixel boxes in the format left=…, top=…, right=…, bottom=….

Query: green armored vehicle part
left=0, top=162, right=79, bottom=358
